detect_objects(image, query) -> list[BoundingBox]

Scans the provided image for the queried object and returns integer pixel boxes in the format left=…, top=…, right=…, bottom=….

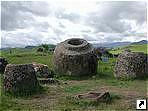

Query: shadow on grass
left=1, top=75, right=46, bottom=98
left=0, top=72, right=47, bottom=98
left=0, top=86, right=47, bottom=111
left=96, top=72, right=114, bottom=80
left=54, top=68, right=115, bottom=81
left=3, top=85, right=46, bottom=98
left=55, top=74, right=95, bottom=81
left=135, top=74, right=148, bottom=80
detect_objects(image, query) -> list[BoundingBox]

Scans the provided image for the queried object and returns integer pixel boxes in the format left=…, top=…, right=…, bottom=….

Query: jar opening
left=68, top=39, right=83, bottom=45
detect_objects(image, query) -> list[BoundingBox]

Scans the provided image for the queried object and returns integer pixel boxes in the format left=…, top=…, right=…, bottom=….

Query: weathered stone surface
left=114, top=50, right=148, bottom=79
left=76, top=91, right=111, bottom=103
left=4, top=64, right=39, bottom=93
left=33, top=63, right=54, bottom=78
left=38, top=78, right=60, bottom=84
left=53, top=38, right=98, bottom=76
left=0, top=57, right=8, bottom=73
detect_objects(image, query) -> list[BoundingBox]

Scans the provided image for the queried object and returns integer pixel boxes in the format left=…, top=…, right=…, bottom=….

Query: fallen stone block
left=76, top=91, right=111, bottom=103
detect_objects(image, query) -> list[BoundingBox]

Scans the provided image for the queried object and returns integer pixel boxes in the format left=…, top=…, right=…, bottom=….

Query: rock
left=114, top=50, right=148, bottom=80
left=33, top=63, right=54, bottom=78
left=53, top=38, right=98, bottom=76
left=76, top=91, right=111, bottom=103
left=0, top=57, right=8, bottom=73
left=3, top=64, right=39, bottom=94
left=38, top=78, right=60, bottom=84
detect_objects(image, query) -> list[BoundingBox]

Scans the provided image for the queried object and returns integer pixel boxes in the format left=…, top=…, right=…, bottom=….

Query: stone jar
left=3, top=64, right=39, bottom=94
left=53, top=38, right=98, bottom=76
left=0, top=57, right=8, bottom=73
left=114, top=50, right=148, bottom=80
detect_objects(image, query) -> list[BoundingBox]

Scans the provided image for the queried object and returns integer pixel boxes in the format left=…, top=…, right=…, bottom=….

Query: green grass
left=60, top=92, right=120, bottom=110
left=0, top=48, right=147, bottom=110
left=1, top=53, right=53, bottom=69
left=110, top=44, right=148, bottom=54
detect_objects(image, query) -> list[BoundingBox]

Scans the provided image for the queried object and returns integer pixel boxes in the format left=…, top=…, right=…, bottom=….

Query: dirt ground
left=8, top=79, right=147, bottom=110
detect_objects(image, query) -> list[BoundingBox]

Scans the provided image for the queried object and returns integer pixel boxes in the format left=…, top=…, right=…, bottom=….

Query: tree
left=42, top=44, right=49, bottom=53
left=36, top=44, right=49, bottom=55
left=37, top=47, right=44, bottom=52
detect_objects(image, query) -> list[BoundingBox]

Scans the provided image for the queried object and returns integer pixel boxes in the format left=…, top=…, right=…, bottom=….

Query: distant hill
left=93, top=40, right=148, bottom=48
left=0, top=44, right=56, bottom=56
left=110, top=44, right=148, bottom=54
left=93, top=42, right=131, bottom=48
left=47, top=44, right=56, bottom=48
left=25, top=44, right=56, bottom=49
left=1, top=40, right=147, bottom=50
left=0, top=44, right=56, bottom=51
left=25, top=46, right=37, bottom=49
left=35, top=44, right=56, bottom=49
left=131, top=40, right=148, bottom=45
left=0, top=47, right=12, bottom=51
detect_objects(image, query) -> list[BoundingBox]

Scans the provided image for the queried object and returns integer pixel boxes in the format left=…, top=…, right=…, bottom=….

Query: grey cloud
left=86, top=1, right=147, bottom=33
left=82, top=34, right=97, bottom=41
left=34, top=22, right=49, bottom=32
left=1, top=30, right=44, bottom=48
left=54, top=8, right=80, bottom=23
left=123, top=32, right=147, bottom=37
left=1, top=1, right=29, bottom=30
left=103, top=34, right=123, bottom=42
left=1, top=1, right=50, bottom=31
left=58, top=12, right=80, bottom=23
left=83, top=32, right=123, bottom=43
left=1, top=1, right=147, bottom=48
left=81, top=29, right=92, bottom=33
left=23, top=1, right=50, bottom=16
left=53, top=28, right=65, bottom=36
left=59, top=22, right=65, bottom=28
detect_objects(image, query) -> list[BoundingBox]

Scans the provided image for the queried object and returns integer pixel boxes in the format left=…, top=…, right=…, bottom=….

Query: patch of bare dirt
left=14, top=85, right=64, bottom=110
left=89, top=85, right=147, bottom=109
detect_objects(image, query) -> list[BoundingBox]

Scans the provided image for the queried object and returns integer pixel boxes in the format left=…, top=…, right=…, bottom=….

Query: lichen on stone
left=53, top=38, right=98, bottom=76
left=114, top=50, right=148, bottom=80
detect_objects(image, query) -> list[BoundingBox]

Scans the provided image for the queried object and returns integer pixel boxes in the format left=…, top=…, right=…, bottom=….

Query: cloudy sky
left=1, top=0, right=147, bottom=48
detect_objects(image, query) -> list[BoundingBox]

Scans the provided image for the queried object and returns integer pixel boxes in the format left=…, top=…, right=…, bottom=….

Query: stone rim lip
left=6, top=64, right=34, bottom=67
left=62, top=38, right=90, bottom=51
left=119, top=51, right=147, bottom=58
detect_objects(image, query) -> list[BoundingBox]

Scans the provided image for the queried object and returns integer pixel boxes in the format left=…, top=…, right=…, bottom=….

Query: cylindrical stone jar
left=114, top=50, right=148, bottom=80
left=53, top=38, right=98, bottom=76
left=4, top=64, right=39, bottom=94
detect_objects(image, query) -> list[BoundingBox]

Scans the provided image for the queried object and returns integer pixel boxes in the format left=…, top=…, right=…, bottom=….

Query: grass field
left=110, top=44, right=148, bottom=54
left=0, top=46, right=147, bottom=110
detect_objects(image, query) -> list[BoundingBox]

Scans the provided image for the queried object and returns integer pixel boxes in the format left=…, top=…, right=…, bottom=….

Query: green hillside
left=110, top=44, right=148, bottom=54
left=0, top=44, right=56, bottom=56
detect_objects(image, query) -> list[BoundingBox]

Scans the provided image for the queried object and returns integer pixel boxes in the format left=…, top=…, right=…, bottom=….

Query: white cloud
left=46, top=0, right=98, bottom=16
left=1, top=1, right=147, bottom=48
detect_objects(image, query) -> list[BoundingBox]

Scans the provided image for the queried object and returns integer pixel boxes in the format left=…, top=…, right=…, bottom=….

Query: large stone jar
left=4, top=64, right=39, bottom=94
left=0, top=57, right=8, bottom=73
left=53, top=38, right=98, bottom=76
left=114, top=50, right=148, bottom=80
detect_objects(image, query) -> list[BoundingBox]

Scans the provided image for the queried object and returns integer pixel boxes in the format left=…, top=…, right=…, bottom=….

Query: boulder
left=33, top=63, right=54, bottom=78
left=38, top=78, right=60, bottom=84
left=76, top=91, right=111, bottom=103
left=0, top=57, right=8, bottom=73
left=3, top=64, right=39, bottom=94
left=114, top=50, right=148, bottom=80
left=53, top=38, right=98, bottom=76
